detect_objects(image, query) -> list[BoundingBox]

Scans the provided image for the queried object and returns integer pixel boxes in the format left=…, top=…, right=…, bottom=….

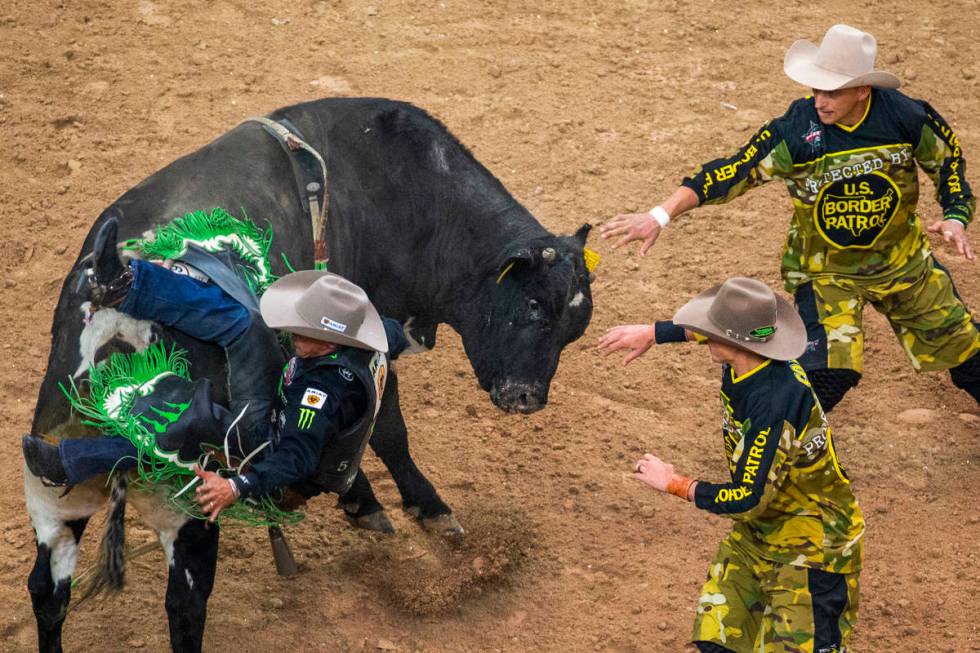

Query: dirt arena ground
left=3, top=1, right=980, bottom=651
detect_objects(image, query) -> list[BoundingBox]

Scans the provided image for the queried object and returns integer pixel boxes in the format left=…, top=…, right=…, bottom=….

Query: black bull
left=25, top=97, right=593, bottom=652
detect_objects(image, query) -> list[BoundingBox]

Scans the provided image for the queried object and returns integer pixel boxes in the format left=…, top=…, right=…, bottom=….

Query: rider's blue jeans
left=119, top=259, right=251, bottom=346
left=61, top=437, right=139, bottom=485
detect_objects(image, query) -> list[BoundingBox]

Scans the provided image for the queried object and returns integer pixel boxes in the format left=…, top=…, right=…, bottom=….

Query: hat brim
left=783, top=39, right=901, bottom=90
left=259, top=270, right=389, bottom=352
left=672, top=283, right=807, bottom=361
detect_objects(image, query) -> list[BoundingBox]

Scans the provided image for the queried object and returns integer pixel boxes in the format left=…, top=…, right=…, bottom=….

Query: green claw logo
left=297, top=408, right=316, bottom=430
left=137, top=400, right=191, bottom=434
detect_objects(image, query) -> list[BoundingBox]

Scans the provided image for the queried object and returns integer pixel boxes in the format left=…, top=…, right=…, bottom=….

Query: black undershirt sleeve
left=654, top=320, right=687, bottom=344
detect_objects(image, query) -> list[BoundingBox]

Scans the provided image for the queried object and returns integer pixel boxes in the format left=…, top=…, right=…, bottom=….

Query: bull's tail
left=74, top=474, right=127, bottom=604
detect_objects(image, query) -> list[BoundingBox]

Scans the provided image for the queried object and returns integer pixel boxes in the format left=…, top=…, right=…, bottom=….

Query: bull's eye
left=527, top=298, right=542, bottom=321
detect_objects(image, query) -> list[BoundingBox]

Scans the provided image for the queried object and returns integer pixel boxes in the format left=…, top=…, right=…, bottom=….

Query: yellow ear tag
left=496, top=261, right=515, bottom=285
left=583, top=248, right=601, bottom=273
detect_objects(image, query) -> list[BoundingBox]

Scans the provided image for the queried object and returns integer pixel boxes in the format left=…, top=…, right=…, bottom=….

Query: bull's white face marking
left=185, top=568, right=195, bottom=590
left=430, top=143, right=450, bottom=173
left=568, top=291, right=585, bottom=308
left=24, top=468, right=107, bottom=582
left=74, top=304, right=156, bottom=379
left=127, top=488, right=189, bottom=567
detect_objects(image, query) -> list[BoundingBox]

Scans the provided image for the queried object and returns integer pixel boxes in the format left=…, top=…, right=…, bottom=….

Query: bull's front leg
left=164, top=519, right=218, bottom=653
left=338, top=469, right=395, bottom=533
left=365, top=368, right=462, bottom=535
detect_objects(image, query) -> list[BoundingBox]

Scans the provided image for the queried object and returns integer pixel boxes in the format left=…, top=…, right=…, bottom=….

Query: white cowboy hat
left=259, top=270, right=388, bottom=352
left=672, top=277, right=807, bottom=361
left=783, top=24, right=901, bottom=91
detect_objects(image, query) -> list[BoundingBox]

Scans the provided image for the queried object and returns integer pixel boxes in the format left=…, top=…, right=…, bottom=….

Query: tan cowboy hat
left=784, top=24, right=901, bottom=91
left=672, top=277, right=806, bottom=361
left=259, top=270, right=388, bottom=352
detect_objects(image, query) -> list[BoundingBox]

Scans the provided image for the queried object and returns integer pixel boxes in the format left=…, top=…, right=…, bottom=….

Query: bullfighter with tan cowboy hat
left=23, top=217, right=407, bottom=523
left=599, top=277, right=864, bottom=653
left=601, top=23, right=980, bottom=415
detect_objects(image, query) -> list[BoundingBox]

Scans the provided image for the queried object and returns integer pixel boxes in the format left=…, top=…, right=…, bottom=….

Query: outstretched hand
left=599, top=213, right=662, bottom=256
left=631, top=453, right=674, bottom=492
left=598, top=324, right=656, bottom=366
left=194, top=465, right=237, bottom=523
left=927, top=219, right=975, bottom=261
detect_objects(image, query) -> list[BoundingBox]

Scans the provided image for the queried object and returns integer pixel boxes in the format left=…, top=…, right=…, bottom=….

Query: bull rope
left=242, top=116, right=331, bottom=269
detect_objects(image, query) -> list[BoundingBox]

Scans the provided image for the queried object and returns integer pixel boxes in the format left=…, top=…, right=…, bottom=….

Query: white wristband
left=227, top=477, right=241, bottom=499
left=649, top=206, right=670, bottom=228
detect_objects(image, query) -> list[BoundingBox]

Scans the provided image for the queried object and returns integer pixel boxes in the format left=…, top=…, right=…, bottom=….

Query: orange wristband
left=666, top=474, right=695, bottom=501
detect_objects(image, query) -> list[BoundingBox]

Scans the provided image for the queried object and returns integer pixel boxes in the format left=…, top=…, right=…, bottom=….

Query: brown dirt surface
left=3, top=1, right=980, bottom=651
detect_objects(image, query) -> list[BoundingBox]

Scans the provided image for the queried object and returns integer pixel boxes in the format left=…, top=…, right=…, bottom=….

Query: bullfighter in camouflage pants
left=602, top=24, right=980, bottom=413
left=601, top=277, right=863, bottom=653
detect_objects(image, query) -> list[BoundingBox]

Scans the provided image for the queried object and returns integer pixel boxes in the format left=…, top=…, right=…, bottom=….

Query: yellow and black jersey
left=693, top=358, right=864, bottom=573
left=681, top=88, right=974, bottom=290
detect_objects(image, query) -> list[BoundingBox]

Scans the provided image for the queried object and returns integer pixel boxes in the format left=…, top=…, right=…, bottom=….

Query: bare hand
left=927, top=219, right=975, bottom=261
left=599, top=212, right=662, bottom=256
left=598, top=324, right=655, bottom=366
left=194, top=465, right=237, bottom=523
left=631, top=453, right=674, bottom=492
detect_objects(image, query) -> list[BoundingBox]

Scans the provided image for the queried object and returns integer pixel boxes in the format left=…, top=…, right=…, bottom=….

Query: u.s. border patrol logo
left=814, top=172, right=901, bottom=249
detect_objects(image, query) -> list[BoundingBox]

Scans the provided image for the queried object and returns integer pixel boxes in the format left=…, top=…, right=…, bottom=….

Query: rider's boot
left=89, top=217, right=133, bottom=307
left=22, top=435, right=69, bottom=487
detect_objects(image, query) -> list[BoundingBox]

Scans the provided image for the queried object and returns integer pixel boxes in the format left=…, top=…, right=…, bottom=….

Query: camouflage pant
left=692, top=536, right=859, bottom=653
left=795, top=254, right=980, bottom=373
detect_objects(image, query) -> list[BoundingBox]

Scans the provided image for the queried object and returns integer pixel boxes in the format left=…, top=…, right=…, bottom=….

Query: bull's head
left=455, top=224, right=593, bottom=414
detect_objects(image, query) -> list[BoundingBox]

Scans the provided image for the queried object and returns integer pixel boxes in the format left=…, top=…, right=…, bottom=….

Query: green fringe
left=61, top=342, right=303, bottom=528
left=125, top=207, right=278, bottom=295
left=60, top=341, right=191, bottom=444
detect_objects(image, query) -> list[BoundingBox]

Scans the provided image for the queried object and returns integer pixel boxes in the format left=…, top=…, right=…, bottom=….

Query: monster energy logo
left=136, top=400, right=191, bottom=433
left=297, top=408, right=316, bottom=430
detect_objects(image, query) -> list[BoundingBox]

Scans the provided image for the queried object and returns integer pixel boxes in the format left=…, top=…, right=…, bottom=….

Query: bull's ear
left=496, top=247, right=535, bottom=284
left=500, top=247, right=535, bottom=270
left=572, top=223, right=592, bottom=246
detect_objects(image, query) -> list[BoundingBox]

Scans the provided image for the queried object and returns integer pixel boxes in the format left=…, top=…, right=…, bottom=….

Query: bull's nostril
left=517, top=392, right=530, bottom=407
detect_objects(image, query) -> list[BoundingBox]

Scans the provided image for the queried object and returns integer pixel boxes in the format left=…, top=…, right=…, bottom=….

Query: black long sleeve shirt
left=233, top=317, right=407, bottom=499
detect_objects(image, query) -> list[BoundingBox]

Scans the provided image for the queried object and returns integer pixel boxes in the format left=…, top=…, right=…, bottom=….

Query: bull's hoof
left=342, top=507, right=395, bottom=533
left=423, top=514, right=465, bottom=537
left=404, top=506, right=465, bottom=537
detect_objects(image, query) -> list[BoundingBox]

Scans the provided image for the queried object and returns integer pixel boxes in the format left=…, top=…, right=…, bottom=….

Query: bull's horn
left=541, top=247, right=557, bottom=263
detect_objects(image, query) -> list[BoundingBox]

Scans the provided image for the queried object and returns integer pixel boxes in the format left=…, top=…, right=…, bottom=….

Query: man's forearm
left=658, top=186, right=700, bottom=219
